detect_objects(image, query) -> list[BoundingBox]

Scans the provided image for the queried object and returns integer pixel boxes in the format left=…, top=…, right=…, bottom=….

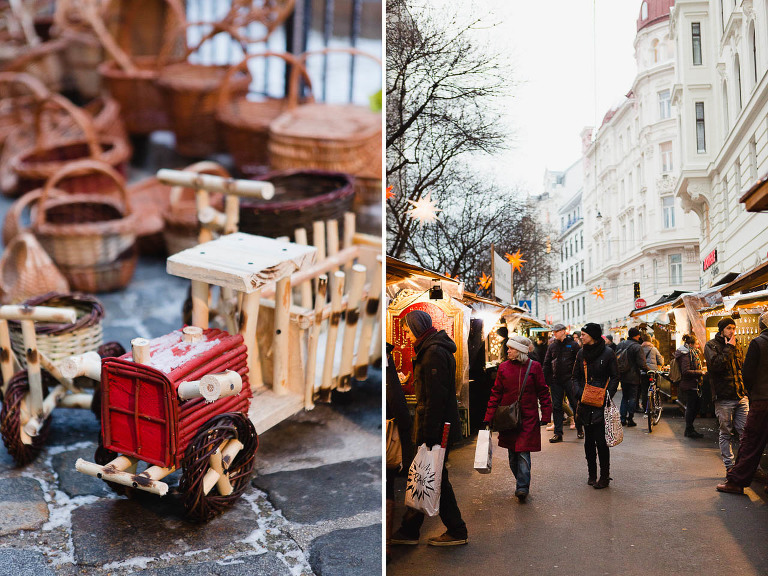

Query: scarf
left=413, top=326, right=437, bottom=353
left=582, top=338, right=606, bottom=363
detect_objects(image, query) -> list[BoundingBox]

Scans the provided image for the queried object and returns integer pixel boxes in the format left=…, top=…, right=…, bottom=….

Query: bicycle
left=645, top=370, right=663, bottom=433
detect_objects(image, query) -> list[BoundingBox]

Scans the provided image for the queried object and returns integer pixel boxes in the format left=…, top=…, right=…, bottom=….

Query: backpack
left=616, top=348, right=631, bottom=374
left=668, top=355, right=682, bottom=384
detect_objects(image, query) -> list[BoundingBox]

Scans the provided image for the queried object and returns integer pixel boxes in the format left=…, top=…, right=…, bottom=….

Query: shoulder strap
left=518, top=360, right=533, bottom=401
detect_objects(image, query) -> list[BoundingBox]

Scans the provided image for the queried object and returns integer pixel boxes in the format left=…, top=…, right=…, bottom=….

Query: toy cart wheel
left=90, top=341, right=127, bottom=421
left=94, top=437, right=136, bottom=497
left=179, top=412, right=258, bottom=522
left=0, top=370, right=54, bottom=465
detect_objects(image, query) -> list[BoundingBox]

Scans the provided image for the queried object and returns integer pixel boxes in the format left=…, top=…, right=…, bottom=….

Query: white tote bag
left=604, top=393, right=624, bottom=447
left=405, top=423, right=450, bottom=517
left=473, top=429, right=493, bottom=474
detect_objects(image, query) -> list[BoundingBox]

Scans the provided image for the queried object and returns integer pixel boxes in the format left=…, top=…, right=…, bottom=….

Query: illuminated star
left=592, top=286, right=605, bottom=300
left=551, top=289, right=564, bottom=302
left=407, top=192, right=441, bottom=225
left=478, top=272, right=492, bottom=290
left=386, top=185, right=395, bottom=200
left=505, top=250, right=527, bottom=272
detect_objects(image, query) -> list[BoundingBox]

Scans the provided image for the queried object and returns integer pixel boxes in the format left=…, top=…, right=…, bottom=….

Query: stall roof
left=629, top=290, right=689, bottom=317
left=740, top=173, right=768, bottom=212
left=386, top=256, right=461, bottom=287
left=719, top=260, right=768, bottom=296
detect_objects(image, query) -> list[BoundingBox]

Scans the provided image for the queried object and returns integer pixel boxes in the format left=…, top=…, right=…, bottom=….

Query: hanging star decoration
left=407, top=191, right=441, bottom=225
left=505, top=250, right=527, bottom=272
left=592, top=286, right=605, bottom=300
left=551, top=289, right=564, bottom=302
left=445, top=272, right=458, bottom=280
left=478, top=272, right=492, bottom=290
left=386, top=185, right=395, bottom=200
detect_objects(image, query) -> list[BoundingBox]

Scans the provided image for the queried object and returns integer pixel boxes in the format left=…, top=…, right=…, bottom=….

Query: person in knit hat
left=542, top=322, right=582, bottom=442
left=705, top=316, right=747, bottom=473
left=391, top=310, right=468, bottom=547
left=718, top=310, right=768, bottom=494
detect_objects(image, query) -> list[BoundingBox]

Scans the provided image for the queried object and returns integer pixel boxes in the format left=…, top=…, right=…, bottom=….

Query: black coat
left=615, top=338, right=647, bottom=385
left=571, top=342, right=620, bottom=425
left=743, top=331, right=768, bottom=401
left=704, top=332, right=746, bottom=401
left=674, top=346, right=704, bottom=392
left=543, top=335, right=579, bottom=387
left=411, top=329, right=461, bottom=447
left=386, top=344, right=414, bottom=471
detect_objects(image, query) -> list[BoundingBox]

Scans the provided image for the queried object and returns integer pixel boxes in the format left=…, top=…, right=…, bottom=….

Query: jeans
left=551, top=381, right=581, bottom=434
left=619, top=383, right=638, bottom=422
left=399, top=449, right=468, bottom=539
left=508, top=450, right=531, bottom=493
left=714, top=397, right=749, bottom=468
left=684, top=389, right=700, bottom=429
left=727, top=400, right=768, bottom=487
left=583, top=421, right=609, bottom=479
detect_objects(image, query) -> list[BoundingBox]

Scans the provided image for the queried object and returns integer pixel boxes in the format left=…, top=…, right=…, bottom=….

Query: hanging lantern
left=478, top=272, right=492, bottom=290
left=551, top=289, right=564, bottom=302
left=592, top=286, right=605, bottom=300
left=386, top=185, right=395, bottom=200
left=407, top=191, right=441, bottom=225
left=505, top=250, right=526, bottom=272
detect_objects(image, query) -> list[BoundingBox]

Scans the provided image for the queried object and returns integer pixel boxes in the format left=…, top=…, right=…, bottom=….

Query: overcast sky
left=428, top=0, right=643, bottom=194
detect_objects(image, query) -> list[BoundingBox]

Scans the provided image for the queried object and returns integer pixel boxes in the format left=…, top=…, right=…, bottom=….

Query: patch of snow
left=217, top=558, right=245, bottom=565
left=102, top=556, right=157, bottom=571
left=46, top=441, right=93, bottom=456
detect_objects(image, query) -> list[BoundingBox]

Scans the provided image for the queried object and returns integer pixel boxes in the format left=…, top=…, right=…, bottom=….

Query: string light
left=407, top=191, right=441, bottom=225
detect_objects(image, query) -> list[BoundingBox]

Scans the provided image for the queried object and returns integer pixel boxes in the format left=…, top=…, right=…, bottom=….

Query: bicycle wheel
left=652, top=388, right=663, bottom=425
left=647, top=389, right=654, bottom=433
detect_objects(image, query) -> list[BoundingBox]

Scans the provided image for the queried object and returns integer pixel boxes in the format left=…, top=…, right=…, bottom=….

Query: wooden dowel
left=196, top=189, right=214, bottom=244
left=321, top=271, right=345, bottom=397
left=191, top=280, right=209, bottom=330
left=371, top=315, right=383, bottom=364
left=20, top=319, right=43, bottom=416
left=313, top=220, right=326, bottom=262
left=131, top=338, right=150, bottom=365
left=343, top=212, right=355, bottom=249
left=294, top=228, right=313, bottom=308
left=198, top=206, right=225, bottom=237
left=60, top=351, right=102, bottom=381
left=337, top=264, right=366, bottom=391
left=23, top=383, right=67, bottom=440
left=305, top=275, right=328, bottom=410
left=327, top=219, right=339, bottom=264
left=58, top=393, right=93, bottom=409
left=224, top=195, right=239, bottom=235
left=76, top=457, right=168, bottom=496
left=261, top=246, right=359, bottom=299
left=0, top=320, right=16, bottom=396
left=276, top=236, right=290, bottom=242
left=273, top=277, right=291, bottom=395
left=219, top=287, right=238, bottom=334
left=182, top=326, right=204, bottom=343
left=157, top=169, right=275, bottom=200
left=355, top=258, right=382, bottom=380
left=202, top=440, right=225, bottom=495
left=220, top=439, right=244, bottom=472
left=240, top=289, right=261, bottom=390
left=0, top=305, right=77, bottom=324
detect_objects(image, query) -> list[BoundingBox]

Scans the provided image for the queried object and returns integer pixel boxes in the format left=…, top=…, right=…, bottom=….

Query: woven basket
left=0, top=72, right=49, bottom=152
left=57, top=245, right=138, bottom=293
left=8, top=291, right=104, bottom=368
left=163, top=161, right=228, bottom=254
left=0, top=232, right=69, bottom=304
left=216, top=51, right=311, bottom=174
left=32, top=160, right=137, bottom=291
left=2, top=187, right=66, bottom=246
left=238, top=169, right=355, bottom=243
left=268, top=48, right=381, bottom=180
left=157, top=23, right=251, bottom=158
left=9, top=92, right=132, bottom=196
left=2, top=37, right=67, bottom=93
left=127, top=175, right=172, bottom=255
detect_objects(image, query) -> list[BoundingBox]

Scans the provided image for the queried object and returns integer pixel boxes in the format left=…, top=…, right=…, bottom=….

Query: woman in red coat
left=484, top=335, right=552, bottom=502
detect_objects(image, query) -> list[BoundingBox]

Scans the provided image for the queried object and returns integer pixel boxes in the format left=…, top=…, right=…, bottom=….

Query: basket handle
left=168, top=161, right=231, bottom=210
left=157, top=20, right=249, bottom=69
left=220, top=0, right=296, bottom=44
left=31, top=93, right=102, bottom=158
left=0, top=71, right=51, bottom=101
left=35, top=160, right=131, bottom=229
left=216, top=51, right=314, bottom=113
left=289, top=47, right=382, bottom=108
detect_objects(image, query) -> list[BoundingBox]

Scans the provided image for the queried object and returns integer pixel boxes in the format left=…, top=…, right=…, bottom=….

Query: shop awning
left=740, top=173, right=768, bottom=212
left=719, top=260, right=768, bottom=296
left=629, top=290, right=689, bottom=317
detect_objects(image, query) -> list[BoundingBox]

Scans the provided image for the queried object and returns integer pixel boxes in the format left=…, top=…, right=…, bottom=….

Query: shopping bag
left=405, top=423, right=450, bottom=517
left=604, top=393, right=624, bottom=447
left=386, top=418, right=402, bottom=470
left=473, top=429, right=493, bottom=474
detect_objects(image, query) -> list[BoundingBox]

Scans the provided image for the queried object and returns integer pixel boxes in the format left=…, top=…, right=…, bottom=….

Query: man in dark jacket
left=615, top=327, right=648, bottom=427
left=543, top=323, right=582, bottom=442
left=390, top=310, right=468, bottom=547
left=705, top=317, right=748, bottom=472
left=605, top=335, right=617, bottom=352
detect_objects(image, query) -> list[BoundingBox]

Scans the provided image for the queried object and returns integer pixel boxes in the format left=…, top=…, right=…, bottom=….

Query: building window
left=582, top=296, right=585, bottom=316
left=736, top=158, right=742, bottom=192
left=662, top=196, right=676, bottom=229
left=723, top=175, right=730, bottom=225
left=750, top=137, right=758, bottom=182
left=723, top=81, right=730, bottom=132
left=735, top=53, right=743, bottom=110
left=695, top=102, right=706, bottom=153
left=653, top=259, right=659, bottom=293
left=692, top=23, right=702, bottom=65
left=750, top=23, right=757, bottom=84
left=659, top=90, right=671, bottom=119
left=641, top=1, right=648, bottom=20
left=660, top=141, right=673, bottom=172
left=669, top=253, right=683, bottom=285
left=576, top=299, right=580, bottom=317
left=652, top=39, right=660, bottom=63
left=580, top=262, right=584, bottom=283
left=638, top=213, right=644, bottom=238
left=629, top=218, right=635, bottom=243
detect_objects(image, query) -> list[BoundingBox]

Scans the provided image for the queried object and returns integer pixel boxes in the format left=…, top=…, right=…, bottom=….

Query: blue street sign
left=518, top=300, right=532, bottom=313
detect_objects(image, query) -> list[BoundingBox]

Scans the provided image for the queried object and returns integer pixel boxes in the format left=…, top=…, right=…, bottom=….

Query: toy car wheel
left=179, top=412, right=258, bottom=522
left=94, top=437, right=136, bottom=497
left=0, top=370, right=54, bottom=466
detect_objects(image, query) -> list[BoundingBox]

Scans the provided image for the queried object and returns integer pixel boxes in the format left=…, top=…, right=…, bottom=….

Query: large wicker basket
left=156, top=24, right=251, bottom=158
left=8, top=292, right=104, bottom=368
left=32, top=160, right=137, bottom=292
left=267, top=48, right=381, bottom=180
left=216, top=51, right=311, bottom=174
left=238, top=169, right=355, bottom=243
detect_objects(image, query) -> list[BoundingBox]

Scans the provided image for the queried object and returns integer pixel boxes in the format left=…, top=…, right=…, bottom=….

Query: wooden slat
left=355, top=257, right=382, bottom=380
left=337, top=264, right=366, bottom=391
left=321, top=271, right=345, bottom=399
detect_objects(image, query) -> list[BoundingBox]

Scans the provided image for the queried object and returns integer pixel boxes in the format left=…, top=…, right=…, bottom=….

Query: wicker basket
left=8, top=292, right=104, bottom=368
left=163, top=161, right=228, bottom=254
left=9, top=92, right=131, bottom=196
left=268, top=48, right=381, bottom=180
left=57, top=245, right=138, bottom=293
left=0, top=72, right=49, bottom=152
left=126, top=175, right=172, bottom=255
left=238, top=169, right=355, bottom=243
left=2, top=37, right=67, bottom=93
left=0, top=232, right=69, bottom=304
left=2, top=187, right=66, bottom=246
left=32, top=160, right=138, bottom=291
left=216, top=51, right=311, bottom=174
left=157, top=23, right=251, bottom=158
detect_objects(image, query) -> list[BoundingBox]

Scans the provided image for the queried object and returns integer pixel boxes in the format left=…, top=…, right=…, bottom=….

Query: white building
left=556, top=161, right=587, bottom=330
left=582, top=0, right=702, bottom=333
left=671, top=0, right=768, bottom=286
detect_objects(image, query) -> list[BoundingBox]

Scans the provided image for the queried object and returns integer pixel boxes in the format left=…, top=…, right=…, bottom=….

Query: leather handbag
left=580, top=361, right=610, bottom=408
left=492, top=360, right=532, bottom=432
left=386, top=418, right=402, bottom=470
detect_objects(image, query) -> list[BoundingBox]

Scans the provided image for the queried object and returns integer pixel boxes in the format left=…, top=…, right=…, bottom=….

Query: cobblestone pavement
left=0, top=135, right=383, bottom=575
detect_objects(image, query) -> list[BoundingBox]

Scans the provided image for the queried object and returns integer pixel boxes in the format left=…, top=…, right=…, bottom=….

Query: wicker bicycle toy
left=75, top=172, right=318, bottom=522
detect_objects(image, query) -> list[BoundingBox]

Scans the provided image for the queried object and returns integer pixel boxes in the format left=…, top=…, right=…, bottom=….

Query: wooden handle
left=167, top=161, right=231, bottom=210
left=158, top=169, right=275, bottom=200
left=0, top=305, right=77, bottom=323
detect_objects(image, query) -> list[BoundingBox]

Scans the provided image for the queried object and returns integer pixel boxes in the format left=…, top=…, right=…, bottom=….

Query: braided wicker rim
left=8, top=292, right=104, bottom=335
left=0, top=370, right=54, bottom=466
left=240, top=169, right=354, bottom=213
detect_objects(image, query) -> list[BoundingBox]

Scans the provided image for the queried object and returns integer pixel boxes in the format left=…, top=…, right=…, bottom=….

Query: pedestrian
left=534, top=335, right=548, bottom=363
left=484, top=335, right=552, bottom=502
left=571, top=323, right=620, bottom=488
left=605, top=334, right=617, bottom=352
left=717, top=311, right=768, bottom=494
left=572, top=331, right=582, bottom=348
left=704, top=317, right=748, bottom=473
left=385, top=343, right=413, bottom=561
left=675, top=334, right=705, bottom=438
left=542, top=323, right=583, bottom=442
left=615, top=327, right=648, bottom=427
left=528, top=341, right=541, bottom=363
left=639, top=333, right=664, bottom=411
left=390, top=310, right=468, bottom=547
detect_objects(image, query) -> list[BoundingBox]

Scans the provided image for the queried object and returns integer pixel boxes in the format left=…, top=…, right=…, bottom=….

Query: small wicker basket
left=0, top=233, right=69, bottom=304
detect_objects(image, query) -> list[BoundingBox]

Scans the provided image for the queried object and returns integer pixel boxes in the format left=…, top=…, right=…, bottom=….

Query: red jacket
left=484, top=359, right=552, bottom=452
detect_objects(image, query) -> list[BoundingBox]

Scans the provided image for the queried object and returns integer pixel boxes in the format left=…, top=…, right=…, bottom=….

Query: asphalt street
left=389, top=395, right=768, bottom=576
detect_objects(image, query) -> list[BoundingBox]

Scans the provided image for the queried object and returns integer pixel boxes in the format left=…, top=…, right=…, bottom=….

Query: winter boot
left=593, top=475, right=611, bottom=489
left=587, top=461, right=597, bottom=486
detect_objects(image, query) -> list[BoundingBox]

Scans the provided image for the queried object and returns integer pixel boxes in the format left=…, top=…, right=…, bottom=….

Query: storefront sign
left=493, top=250, right=513, bottom=304
left=702, top=248, right=718, bottom=271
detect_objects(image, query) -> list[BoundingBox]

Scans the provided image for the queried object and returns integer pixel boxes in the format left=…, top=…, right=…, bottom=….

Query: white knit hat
left=506, top=335, right=531, bottom=354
